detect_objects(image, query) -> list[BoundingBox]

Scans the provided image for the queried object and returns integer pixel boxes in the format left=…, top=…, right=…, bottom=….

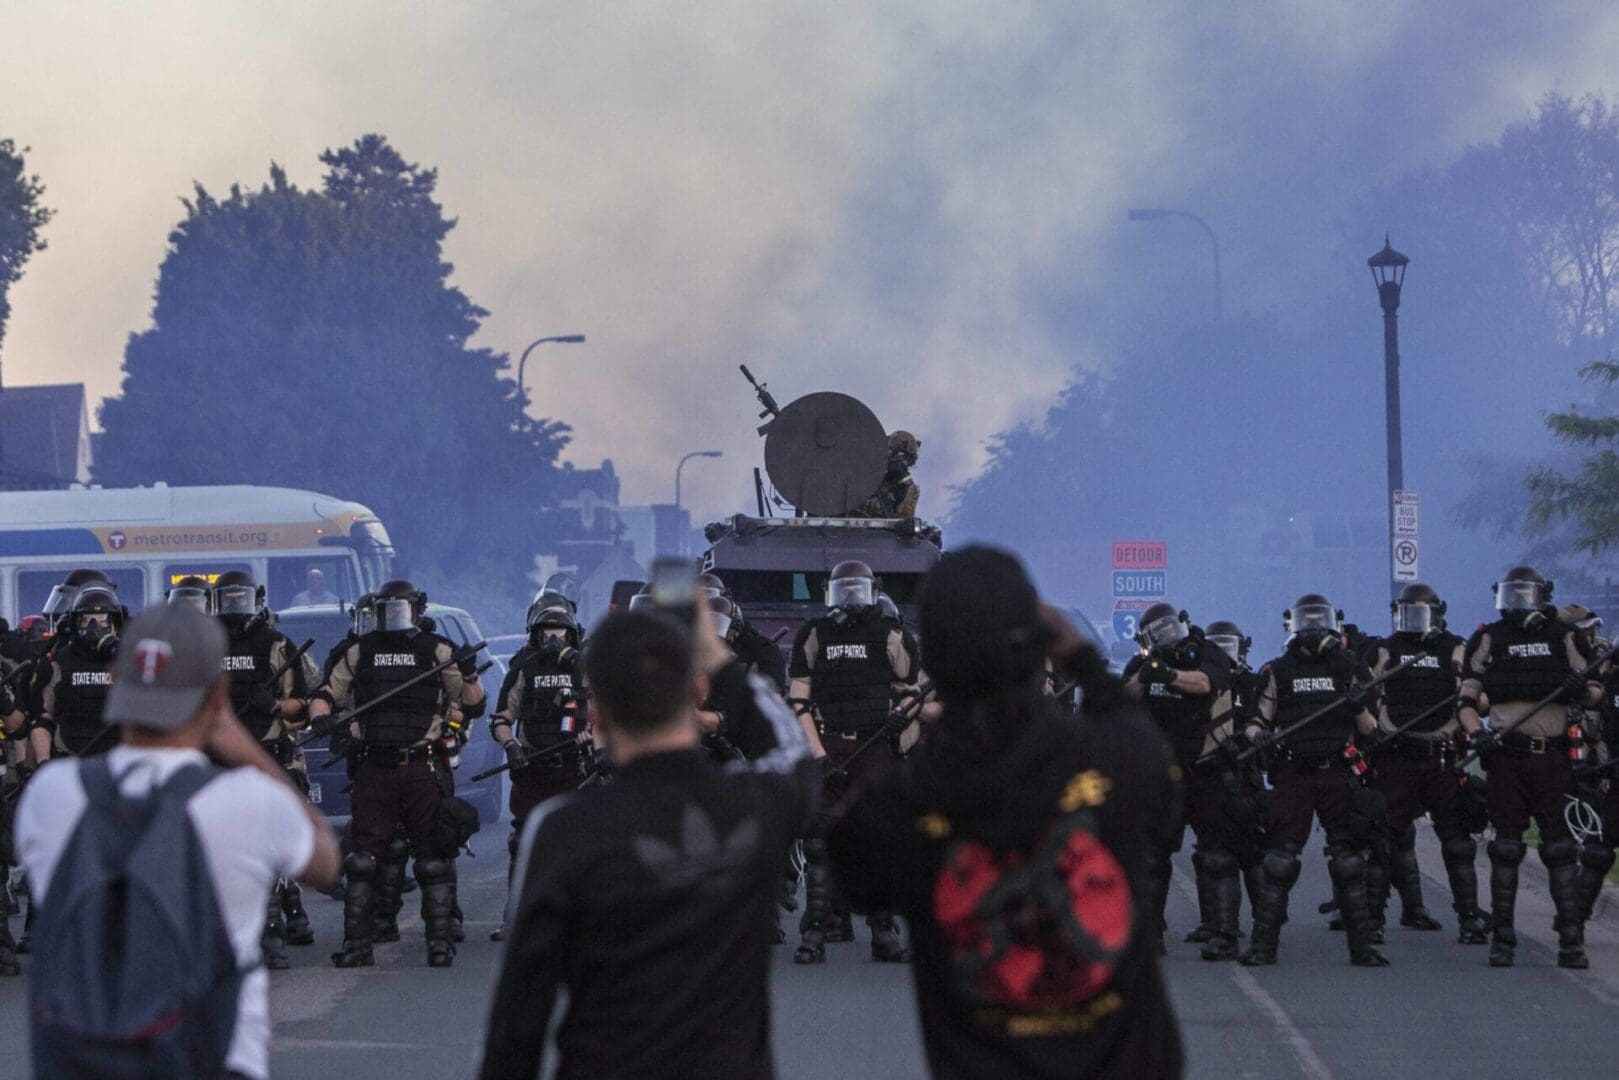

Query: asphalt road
left=5, top=825, right=1619, bottom=1078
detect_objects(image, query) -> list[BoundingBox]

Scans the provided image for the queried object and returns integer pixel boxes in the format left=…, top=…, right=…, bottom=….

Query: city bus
left=0, top=483, right=395, bottom=623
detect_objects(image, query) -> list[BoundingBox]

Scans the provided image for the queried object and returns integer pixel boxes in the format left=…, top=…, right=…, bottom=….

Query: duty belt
left=1282, top=752, right=1345, bottom=772
left=1390, top=735, right=1449, bottom=761
left=818, top=725, right=876, bottom=742
left=359, top=744, right=436, bottom=766
left=1500, top=732, right=1569, bottom=756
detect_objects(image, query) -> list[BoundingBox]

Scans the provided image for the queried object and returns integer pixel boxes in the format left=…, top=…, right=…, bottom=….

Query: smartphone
left=648, top=557, right=699, bottom=626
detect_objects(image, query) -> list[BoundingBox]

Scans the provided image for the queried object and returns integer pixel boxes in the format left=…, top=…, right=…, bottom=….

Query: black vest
left=515, top=653, right=581, bottom=747
left=352, top=631, right=443, bottom=749
left=1132, top=656, right=1215, bottom=763
left=53, top=642, right=115, bottom=756
left=224, top=624, right=282, bottom=741
left=1477, top=616, right=1569, bottom=706
left=1603, top=668, right=1619, bottom=753
left=1379, top=631, right=1461, bottom=732
left=1229, top=666, right=1260, bottom=723
left=1268, top=646, right=1361, bottom=758
left=811, top=611, right=896, bottom=732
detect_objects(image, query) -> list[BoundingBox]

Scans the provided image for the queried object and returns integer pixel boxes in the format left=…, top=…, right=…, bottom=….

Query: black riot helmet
left=526, top=601, right=581, bottom=646
left=210, top=570, right=265, bottom=626
left=166, top=575, right=212, bottom=613
left=43, top=568, right=114, bottom=621
left=706, top=594, right=739, bottom=640
left=1391, top=582, right=1446, bottom=634
left=876, top=592, right=901, bottom=624
left=71, top=583, right=125, bottom=637
left=1205, top=619, right=1251, bottom=665
left=1494, top=566, right=1552, bottom=613
left=1135, top=602, right=1190, bottom=651
left=826, top=560, right=877, bottom=610
left=1286, top=593, right=1341, bottom=656
left=375, top=579, right=426, bottom=633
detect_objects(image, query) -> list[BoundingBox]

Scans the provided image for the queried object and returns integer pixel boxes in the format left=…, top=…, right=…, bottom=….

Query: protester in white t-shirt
left=16, top=604, right=341, bottom=1080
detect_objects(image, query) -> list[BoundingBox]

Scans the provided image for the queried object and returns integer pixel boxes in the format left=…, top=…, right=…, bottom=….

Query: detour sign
left=1111, top=541, right=1167, bottom=571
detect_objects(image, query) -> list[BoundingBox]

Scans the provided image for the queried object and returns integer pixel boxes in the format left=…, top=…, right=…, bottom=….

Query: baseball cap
left=104, top=605, right=227, bottom=730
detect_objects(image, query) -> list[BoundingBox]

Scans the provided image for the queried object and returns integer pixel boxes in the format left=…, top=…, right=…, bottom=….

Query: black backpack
left=29, top=758, right=251, bottom=1079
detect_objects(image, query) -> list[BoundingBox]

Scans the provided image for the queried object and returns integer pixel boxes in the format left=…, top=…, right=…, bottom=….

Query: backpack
left=29, top=758, right=250, bottom=1079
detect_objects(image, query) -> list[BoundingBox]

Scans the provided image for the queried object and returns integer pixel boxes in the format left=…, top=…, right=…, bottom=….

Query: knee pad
left=1394, top=825, right=1418, bottom=853
left=1190, top=848, right=1212, bottom=875
left=343, top=851, right=378, bottom=881
left=1580, top=844, right=1617, bottom=875
left=1327, top=850, right=1367, bottom=885
left=1440, top=835, right=1477, bottom=864
left=1200, top=848, right=1239, bottom=877
left=1539, top=836, right=1578, bottom=868
left=385, top=837, right=411, bottom=864
left=413, top=857, right=454, bottom=887
left=1261, top=848, right=1302, bottom=887
left=1488, top=838, right=1527, bottom=866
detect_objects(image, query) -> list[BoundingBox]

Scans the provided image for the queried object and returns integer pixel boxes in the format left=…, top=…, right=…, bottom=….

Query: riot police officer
left=1458, top=567, right=1599, bottom=968
left=165, top=575, right=211, bottom=613
left=701, top=573, right=788, bottom=691
left=211, top=571, right=316, bottom=968
left=487, top=601, right=586, bottom=942
left=854, top=431, right=922, bottom=519
left=35, top=582, right=126, bottom=761
left=1365, top=583, right=1487, bottom=943
left=0, top=662, right=27, bottom=976
left=309, top=579, right=481, bottom=969
left=1570, top=606, right=1619, bottom=923
left=1241, top=594, right=1387, bottom=967
left=1198, top=619, right=1270, bottom=941
left=787, top=560, right=919, bottom=964
left=1123, top=604, right=1234, bottom=958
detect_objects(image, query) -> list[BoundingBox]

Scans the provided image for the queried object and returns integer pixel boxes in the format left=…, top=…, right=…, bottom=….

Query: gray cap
left=104, top=605, right=227, bottom=730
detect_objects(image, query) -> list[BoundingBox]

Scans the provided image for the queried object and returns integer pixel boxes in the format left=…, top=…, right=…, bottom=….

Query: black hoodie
left=828, top=694, right=1183, bottom=1080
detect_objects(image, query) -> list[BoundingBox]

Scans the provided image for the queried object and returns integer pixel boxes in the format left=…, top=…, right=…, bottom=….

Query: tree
left=97, top=135, right=570, bottom=586
left=0, top=139, right=54, bottom=374
left=1526, top=359, right=1619, bottom=554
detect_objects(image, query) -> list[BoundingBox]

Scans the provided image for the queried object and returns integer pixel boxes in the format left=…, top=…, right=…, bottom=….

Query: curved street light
left=515, top=334, right=586, bottom=415
left=1127, top=208, right=1223, bottom=322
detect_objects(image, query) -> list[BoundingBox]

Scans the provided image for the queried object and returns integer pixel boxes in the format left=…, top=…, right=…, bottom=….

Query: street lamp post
left=675, top=450, right=723, bottom=557
left=515, top=334, right=586, bottom=414
left=1368, top=236, right=1410, bottom=602
left=1127, top=207, right=1223, bottom=322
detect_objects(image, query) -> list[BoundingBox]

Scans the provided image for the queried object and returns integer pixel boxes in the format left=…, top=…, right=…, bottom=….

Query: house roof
left=0, top=383, right=87, bottom=487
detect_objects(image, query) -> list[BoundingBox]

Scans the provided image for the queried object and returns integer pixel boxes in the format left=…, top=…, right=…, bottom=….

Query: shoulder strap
left=159, top=761, right=223, bottom=804
left=78, top=756, right=118, bottom=808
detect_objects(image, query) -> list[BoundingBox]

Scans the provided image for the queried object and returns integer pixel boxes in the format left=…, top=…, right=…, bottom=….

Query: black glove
left=249, top=686, right=280, bottom=717
left=1248, top=729, right=1278, bottom=753
left=1466, top=728, right=1497, bottom=763
left=504, top=740, right=529, bottom=771
left=1345, top=684, right=1368, bottom=709
left=308, top=713, right=336, bottom=739
left=457, top=651, right=479, bottom=678
left=1561, top=672, right=1592, bottom=703
left=1142, top=659, right=1177, bottom=685
left=882, top=709, right=912, bottom=738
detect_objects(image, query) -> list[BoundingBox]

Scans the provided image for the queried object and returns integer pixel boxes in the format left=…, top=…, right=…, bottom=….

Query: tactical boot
left=417, top=858, right=457, bottom=969
left=825, top=911, right=854, bottom=944
left=375, top=846, right=408, bottom=944
left=869, top=914, right=911, bottom=963
left=1185, top=851, right=1217, bottom=943
left=1329, top=851, right=1389, bottom=967
left=1546, top=851, right=1589, bottom=970
left=1364, top=852, right=1390, bottom=936
left=489, top=925, right=507, bottom=942
left=1487, top=838, right=1524, bottom=968
left=282, top=882, right=315, bottom=946
left=1241, top=861, right=1265, bottom=933
left=1240, top=848, right=1299, bottom=967
left=332, top=853, right=377, bottom=968
left=1391, top=837, right=1442, bottom=930
left=1441, top=835, right=1489, bottom=944
left=1201, top=860, right=1243, bottom=962
left=262, top=897, right=291, bottom=971
left=795, top=849, right=831, bottom=965
left=0, top=919, right=20, bottom=977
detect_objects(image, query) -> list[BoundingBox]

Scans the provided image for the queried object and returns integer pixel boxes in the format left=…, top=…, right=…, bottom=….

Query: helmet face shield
left=1141, top=613, right=1188, bottom=650
left=827, top=576, right=875, bottom=610
left=1289, top=603, right=1339, bottom=633
left=1207, top=634, right=1243, bottom=663
left=213, top=585, right=259, bottom=618
left=377, top=597, right=416, bottom=632
left=167, top=586, right=210, bottom=613
left=41, top=585, right=74, bottom=618
left=1496, top=580, right=1544, bottom=613
left=1393, top=602, right=1433, bottom=635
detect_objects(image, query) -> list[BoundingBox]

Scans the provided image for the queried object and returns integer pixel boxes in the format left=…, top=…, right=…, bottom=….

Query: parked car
left=486, top=633, right=528, bottom=674
left=275, top=602, right=506, bottom=825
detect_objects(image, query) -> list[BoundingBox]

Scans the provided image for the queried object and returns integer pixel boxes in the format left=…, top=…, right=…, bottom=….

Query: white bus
left=0, top=483, right=396, bottom=623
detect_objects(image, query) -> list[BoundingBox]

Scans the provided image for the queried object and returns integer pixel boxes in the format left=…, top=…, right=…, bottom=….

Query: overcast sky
left=5, top=2, right=1619, bottom=520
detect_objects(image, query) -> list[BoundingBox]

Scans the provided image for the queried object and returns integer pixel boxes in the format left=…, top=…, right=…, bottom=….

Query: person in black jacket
left=478, top=608, right=816, bottom=1080
left=828, top=546, right=1184, bottom=1080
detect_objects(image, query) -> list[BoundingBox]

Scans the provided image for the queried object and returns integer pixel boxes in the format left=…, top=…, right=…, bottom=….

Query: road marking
left=1172, top=866, right=1336, bottom=1080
